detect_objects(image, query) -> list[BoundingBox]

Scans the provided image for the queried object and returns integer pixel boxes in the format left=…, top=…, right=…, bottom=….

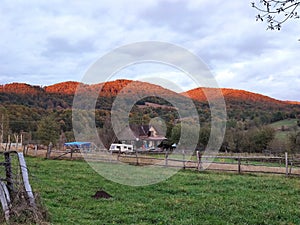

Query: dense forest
left=1, top=80, right=300, bottom=154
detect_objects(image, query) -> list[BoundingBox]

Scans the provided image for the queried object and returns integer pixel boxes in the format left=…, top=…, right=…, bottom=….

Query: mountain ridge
left=183, top=87, right=293, bottom=105
left=0, top=80, right=299, bottom=105
left=1, top=80, right=300, bottom=135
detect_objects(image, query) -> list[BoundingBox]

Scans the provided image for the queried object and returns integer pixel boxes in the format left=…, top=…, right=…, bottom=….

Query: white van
left=109, top=143, right=134, bottom=153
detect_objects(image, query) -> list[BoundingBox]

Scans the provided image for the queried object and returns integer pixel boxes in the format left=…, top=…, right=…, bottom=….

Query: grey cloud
left=42, top=37, right=96, bottom=57
left=0, top=0, right=299, bottom=101
left=139, top=1, right=211, bottom=36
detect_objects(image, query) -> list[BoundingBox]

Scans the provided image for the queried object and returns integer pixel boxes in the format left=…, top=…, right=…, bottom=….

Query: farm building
left=116, top=125, right=166, bottom=150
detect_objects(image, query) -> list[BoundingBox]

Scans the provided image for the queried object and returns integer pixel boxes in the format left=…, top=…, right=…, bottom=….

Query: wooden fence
left=116, top=152, right=299, bottom=176
left=0, top=151, right=36, bottom=222
left=21, top=146, right=300, bottom=177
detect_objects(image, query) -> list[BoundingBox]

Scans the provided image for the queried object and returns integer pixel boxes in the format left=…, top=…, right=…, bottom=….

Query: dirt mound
left=91, top=190, right=112, bottom=199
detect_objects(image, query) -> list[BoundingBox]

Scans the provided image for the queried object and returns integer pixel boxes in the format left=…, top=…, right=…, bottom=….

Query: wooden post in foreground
left=0, top=180, right=11, bottom=222
left=18, top=153, right=36, bottom=207
left=4, top=152, right=15, bottom=197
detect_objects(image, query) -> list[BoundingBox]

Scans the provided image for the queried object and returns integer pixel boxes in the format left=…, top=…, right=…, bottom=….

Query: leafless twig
left=251, top=0, right=300, bottom=30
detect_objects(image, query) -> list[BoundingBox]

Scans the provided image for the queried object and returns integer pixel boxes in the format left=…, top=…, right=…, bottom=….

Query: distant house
left=116, top=125, right=166, bottom=150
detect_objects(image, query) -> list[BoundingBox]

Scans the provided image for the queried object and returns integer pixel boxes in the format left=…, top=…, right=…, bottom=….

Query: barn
left=116, top=125, right=166, bottom=150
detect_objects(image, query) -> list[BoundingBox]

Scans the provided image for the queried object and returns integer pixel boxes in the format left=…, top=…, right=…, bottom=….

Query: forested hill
left=0, top=80, right=300, bottom=130
left=183, top=87, right=289, bottom=105
left=183, top=87, right=300, bottom=123
left=1, top=80, right=299, bottom=106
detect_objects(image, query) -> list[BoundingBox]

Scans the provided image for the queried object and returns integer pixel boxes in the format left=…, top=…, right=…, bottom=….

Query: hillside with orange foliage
left=183, top=87, right=289, bottom=105
left=44, top=79, right=184, bottom=101
left=0, top=80, right=299, bottom=109
left=44, top=81, right=82, bottom=95
left=1, top=80, right=300, bottom=135
left=284, top=101, right=300, bottom=105
left=95, top=79, right=182, bottom=99
left=0, top=83, right=44, bottom=95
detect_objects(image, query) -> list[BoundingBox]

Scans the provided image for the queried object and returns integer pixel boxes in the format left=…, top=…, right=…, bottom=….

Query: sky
left=0, top=0, right=299, bottom=101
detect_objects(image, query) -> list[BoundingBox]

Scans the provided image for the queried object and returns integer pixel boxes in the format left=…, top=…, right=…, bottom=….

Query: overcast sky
left=0, top=0, right=299, bottom=101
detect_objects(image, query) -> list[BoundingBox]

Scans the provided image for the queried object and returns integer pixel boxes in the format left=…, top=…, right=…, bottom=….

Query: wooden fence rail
left=20, top=146, right=300, bottom=176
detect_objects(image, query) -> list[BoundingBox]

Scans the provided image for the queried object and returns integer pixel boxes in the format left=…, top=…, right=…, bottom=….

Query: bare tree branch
left=251, top=0, right=300, bottom=30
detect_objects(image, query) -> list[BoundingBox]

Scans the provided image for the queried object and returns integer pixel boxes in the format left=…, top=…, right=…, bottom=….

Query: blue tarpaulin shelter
left=64, top=142, right=91, bottom=148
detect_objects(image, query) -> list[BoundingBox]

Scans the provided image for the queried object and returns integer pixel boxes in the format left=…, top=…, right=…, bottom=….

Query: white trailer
left=109, top=143, right=134, bottom=153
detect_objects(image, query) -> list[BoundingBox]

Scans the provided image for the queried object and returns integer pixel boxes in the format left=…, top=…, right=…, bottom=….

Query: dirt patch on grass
left=92, top=190, right=112, bottom=199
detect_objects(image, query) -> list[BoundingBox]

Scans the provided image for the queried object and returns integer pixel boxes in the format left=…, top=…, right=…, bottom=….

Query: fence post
left=117, top=150, right=121, bottom=161
left=285, top=152, right=289, bottom=176
left=0, top=181, right=11, bottom=222
left=34, top=145, right=38, bottom=156
left=182, top=149, right=186, bottom=169
left=18, top=153, right=36, bottom=207
left=23, top=144, right=26, bottom=156
left=196, top=151, right=202, bottom=171
left=238, top=157, right=241, bottom=174
left=135, top=150, right=139, bottom=166
left=110, top=148, right=113, bottom=162
left=4, top=152, right=15, bottom=197
left=46, top=144, right=52, bottom=159
left=165, top=150, right=168, bottom=167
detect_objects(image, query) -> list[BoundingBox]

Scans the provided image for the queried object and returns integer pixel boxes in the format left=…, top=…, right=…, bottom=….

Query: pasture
left=269, top=119, right=299, bottom=140
left=24, top=157, right=300, bottom=225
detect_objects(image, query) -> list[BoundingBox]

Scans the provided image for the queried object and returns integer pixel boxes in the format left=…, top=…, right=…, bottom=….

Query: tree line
left=1, top=92, right=300, bottom=153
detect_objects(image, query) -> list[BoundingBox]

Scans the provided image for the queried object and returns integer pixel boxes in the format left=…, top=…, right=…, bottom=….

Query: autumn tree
left=198, top=126, right=211, bottom=150
left=170, top=124, right=181, bottom=145
left=226, top=125, right=275, bottom=153
left=37, top=115, right=60, bottom=145
left=252, top=0, right=300, bottom=30
left=171, top=123, right=207, bottom=151
left=269, top=138, right=288, bottom=154
left=250, top=126, right=275, bottom=152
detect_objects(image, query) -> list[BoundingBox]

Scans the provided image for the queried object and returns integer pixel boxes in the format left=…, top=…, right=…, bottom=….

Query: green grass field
left=25, top=157, right=300, bottom=225
left=269, top=119, right=299, bottom=141
left=269, top=119, right=298, bottom=129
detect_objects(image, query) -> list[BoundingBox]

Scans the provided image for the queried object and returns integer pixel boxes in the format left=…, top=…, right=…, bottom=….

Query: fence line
left=24, top=146, right=300, bottom=176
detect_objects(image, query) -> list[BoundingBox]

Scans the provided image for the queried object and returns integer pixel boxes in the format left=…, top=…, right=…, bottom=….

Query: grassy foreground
left=25, top=157, right=300, bottom=225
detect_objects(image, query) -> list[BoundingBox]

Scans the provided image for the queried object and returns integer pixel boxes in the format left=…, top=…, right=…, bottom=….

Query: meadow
left=269, top=119, right=299, bottom=140
left=24, top=157, right=300, bottom=225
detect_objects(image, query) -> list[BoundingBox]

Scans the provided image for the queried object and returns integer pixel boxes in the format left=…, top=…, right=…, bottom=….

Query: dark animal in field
left=157, top=140, right=176, bottom=151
